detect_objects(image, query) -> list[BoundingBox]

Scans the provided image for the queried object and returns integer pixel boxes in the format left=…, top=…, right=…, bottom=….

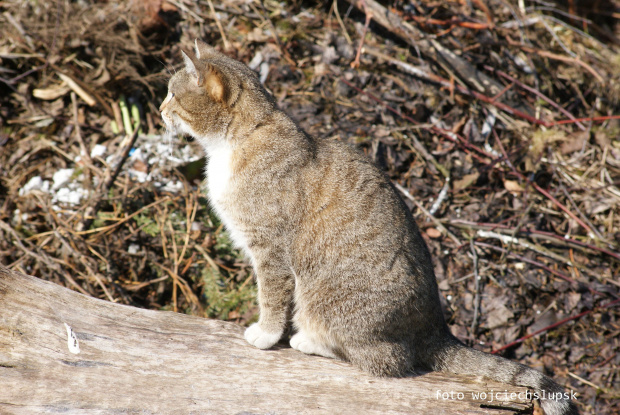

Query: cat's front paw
left=244, top=323, right=282, bottom=349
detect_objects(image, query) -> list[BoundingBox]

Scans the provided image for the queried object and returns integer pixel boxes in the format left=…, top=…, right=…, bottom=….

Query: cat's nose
left=160, top=92, right=174, bottom=112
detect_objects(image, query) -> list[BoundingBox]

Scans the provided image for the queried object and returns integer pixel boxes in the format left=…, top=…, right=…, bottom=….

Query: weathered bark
left=0, top=265, right=533, bottom=414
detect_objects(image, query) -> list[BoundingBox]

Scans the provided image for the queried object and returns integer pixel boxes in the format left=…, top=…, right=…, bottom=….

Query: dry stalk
left=0, top=219, right=91, bottom=296
left=393, top=182, right=461, bottom=245
left=469, top=239, right=482, bottom=335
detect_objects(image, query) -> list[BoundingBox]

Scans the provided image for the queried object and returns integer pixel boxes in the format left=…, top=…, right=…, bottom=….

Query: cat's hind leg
left=343, top=340, right=414, bottom=377
left=290, top=330, right=338, bottom=359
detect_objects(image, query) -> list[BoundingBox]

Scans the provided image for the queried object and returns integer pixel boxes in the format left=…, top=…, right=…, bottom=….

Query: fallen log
left=0, top=265, right=533, bottom=414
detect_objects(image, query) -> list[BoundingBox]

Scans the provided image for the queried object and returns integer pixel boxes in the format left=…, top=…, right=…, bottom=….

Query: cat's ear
left=195, top=39, right=216, bottom=60
left=181, top=48, right=225, bottom=102
left=204, top=63, right=225, bottom=103
left=181, top=49, right=204, bottom=87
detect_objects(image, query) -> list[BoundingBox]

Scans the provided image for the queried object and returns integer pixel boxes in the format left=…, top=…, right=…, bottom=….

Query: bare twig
left=474, top=241, right=608, bottom=297
left=362, top=46, right=546, bottom=126
left=75, top=196, right=170, bottom=236
left=71, top=92, right=93, bottom=165
left=469, top=240, right=482, bottom=334
left=339, top=76, right=498, bottom=164
left=342, top=0, right=508, bottom=97
left=17, top=42, right=113, bottom=117
left=351, top=0, right=372, bottom=69
left=428, top=177, right=450, bottom=218
left=484, top=66, right=586, bottom=131
left=508, top=41, right=604, bottom=84
left=448, top=220, right=620, bottom=262
left=475, top=230, right=586, bottom=271
left=152, top=260, right=203, bottom=314
left=333, top=0, right=352, bottom=45
left=59, top=73, right=96, bottom=106
left=393, top=183, right=461, bottom=245
left=0, top=219, right=90, bottom=296
left=568, top=372, right=605, bottom=392
left=493, top=128, right=598, bottom=240
left=492, top=299, right=620, bottom=354
left=257, top=0, right=296, bottom=66
left=53, top=229, right=114, bottom=302
left=207, top=0, right=230, bottom=50
left=77, top=123, right=142, bottom=232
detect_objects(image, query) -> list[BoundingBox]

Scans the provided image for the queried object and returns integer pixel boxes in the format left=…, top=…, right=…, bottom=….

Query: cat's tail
left=426, top=335, right=578, bottom=415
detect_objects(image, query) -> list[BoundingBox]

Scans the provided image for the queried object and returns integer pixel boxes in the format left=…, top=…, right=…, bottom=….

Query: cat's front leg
left=244, top=257, right=294, bottom=350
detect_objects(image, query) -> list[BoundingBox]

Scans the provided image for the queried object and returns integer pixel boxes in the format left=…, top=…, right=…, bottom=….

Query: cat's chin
left=161, top=113, right=195, bottom=140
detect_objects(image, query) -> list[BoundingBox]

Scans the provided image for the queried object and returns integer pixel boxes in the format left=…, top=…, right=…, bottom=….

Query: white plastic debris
left=248, top=51, right=263, bottom=70
left=90, top=144, right=107, bottom=159
left=28, top=133, right=202, bottom=212
left=128, top=244, right=140, bottom=254
left=480, top=110, right=497, bottom=140
left=12, top=208, right=29, bottom=223
left=259, top=62, right=270, bottom=84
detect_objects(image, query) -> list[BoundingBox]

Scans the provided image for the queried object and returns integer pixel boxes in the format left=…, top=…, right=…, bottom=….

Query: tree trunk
left=0, top=265, right=533, bottom=414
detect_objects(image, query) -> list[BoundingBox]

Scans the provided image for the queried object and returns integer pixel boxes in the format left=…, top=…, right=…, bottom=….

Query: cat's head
left=160, top=40, right=271, bottom=147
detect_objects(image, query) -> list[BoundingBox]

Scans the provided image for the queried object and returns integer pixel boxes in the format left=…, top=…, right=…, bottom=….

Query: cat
left=160, top=39, right=578, bottom=415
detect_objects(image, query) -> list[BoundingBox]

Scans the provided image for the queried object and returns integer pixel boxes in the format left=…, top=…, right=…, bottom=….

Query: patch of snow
left=52, top=168, right=75, bottom=190
left=22, top=134, right=204, bottom=212
left=19, top=176, right=50, bottom=196
left=159, top=180, right=184, bottom=193
left=12, top=209, right=29, bottom=223
left=53, top=187, right=88, bottom=205
left=128, top=169, right=149, bottom=183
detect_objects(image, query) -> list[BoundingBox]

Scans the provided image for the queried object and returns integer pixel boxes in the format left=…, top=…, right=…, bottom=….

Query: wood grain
left=0, top=265, right=533, bottom=414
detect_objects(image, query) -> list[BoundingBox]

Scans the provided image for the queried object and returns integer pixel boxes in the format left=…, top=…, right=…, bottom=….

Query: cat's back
left=295, top=137, right=433, bottom=277
left=301, top=138, right=410, bottom=230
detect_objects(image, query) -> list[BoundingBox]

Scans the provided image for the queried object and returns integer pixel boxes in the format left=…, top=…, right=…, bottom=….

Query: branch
left=0, top=265, right=532, bottom=414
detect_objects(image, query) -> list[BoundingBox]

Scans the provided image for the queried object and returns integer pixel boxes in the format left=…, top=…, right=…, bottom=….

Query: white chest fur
left=204, top=141, right=254, bottom=264
left=205, top=142, right=233, bottom=203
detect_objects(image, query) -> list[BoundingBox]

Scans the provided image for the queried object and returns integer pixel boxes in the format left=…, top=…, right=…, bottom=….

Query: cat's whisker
left=161, top=124, right=178, bottom=157
left=154, top=57, right=174, bottom=78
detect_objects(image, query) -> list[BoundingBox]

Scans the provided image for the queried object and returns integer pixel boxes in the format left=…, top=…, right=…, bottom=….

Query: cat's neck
left=197, top=132, right=229, bottom=157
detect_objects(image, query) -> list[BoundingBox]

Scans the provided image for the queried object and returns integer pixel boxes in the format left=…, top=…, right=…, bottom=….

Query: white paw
left=244, top=323, right=282, bottom=349
left=290, top=331, right=336, bottom=359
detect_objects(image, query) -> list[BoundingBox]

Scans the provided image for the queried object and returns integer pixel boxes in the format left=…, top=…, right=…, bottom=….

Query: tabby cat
left=160, top=40, right=577, bottom=415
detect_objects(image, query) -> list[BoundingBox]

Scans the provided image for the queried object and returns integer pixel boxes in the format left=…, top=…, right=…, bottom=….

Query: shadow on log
left=0, top=265, right=533, bottom=414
